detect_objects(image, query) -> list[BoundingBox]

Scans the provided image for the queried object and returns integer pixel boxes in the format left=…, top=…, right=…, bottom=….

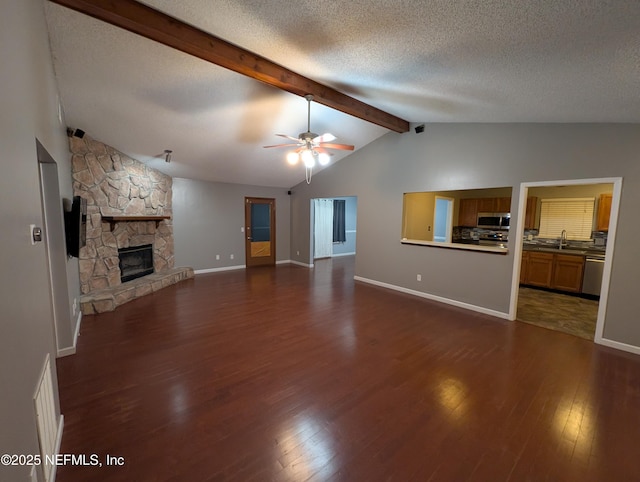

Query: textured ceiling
left=44, top=0, right=640, bottom=187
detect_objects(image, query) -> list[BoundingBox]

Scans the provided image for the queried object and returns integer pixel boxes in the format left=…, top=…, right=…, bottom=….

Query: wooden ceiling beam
left=49, top=0, right=410, bottom=133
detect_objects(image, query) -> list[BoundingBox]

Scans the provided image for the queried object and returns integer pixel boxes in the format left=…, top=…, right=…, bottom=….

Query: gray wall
left=173, top=178, right=291, bottom=269
left=289, top=123, right=640, bottom=348
left=0, top=0, right=78, bottom=480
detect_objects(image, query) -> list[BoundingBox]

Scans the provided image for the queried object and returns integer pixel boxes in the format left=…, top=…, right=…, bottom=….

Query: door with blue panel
left=245, top=197, right=276, bottom=267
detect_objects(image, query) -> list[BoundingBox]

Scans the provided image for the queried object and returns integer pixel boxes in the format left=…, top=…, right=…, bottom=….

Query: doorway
left=312, top=197, right=357, bottom=261
left=37, top=140, right=74, bottom=355
left=244, top=197, right=276, bottom=267
left=510, top=178, right=622, bottom=343
left=433, top=196, right=454, bottom=243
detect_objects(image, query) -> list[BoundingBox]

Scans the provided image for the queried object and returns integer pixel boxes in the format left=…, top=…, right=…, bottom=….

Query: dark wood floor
left=56, top=256, right=640, bottom=481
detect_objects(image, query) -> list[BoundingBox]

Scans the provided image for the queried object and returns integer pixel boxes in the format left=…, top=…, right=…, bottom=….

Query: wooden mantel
left=101, top=215, right=170, bottom=232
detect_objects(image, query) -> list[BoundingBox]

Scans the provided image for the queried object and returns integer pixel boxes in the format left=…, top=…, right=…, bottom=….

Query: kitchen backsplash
left=453, top=226, right=509, bottom=241
left=453, top=226, right=608, bottom=248
left=523, top=228, right=607, bottom=248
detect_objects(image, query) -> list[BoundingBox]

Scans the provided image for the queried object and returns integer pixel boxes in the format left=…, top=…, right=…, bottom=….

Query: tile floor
left=516, top=286, right=599, bottom=340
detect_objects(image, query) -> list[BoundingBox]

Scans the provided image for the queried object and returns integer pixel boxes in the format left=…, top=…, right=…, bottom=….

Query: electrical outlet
left=417, top=274, right=422, bottom=281
left=216, top=254, right=220, bottom=260
left=230, top=254, right=234, bottom=260
left=297, top=251, right=300, bottom=256
left=241, top=227, right=245, bottom=233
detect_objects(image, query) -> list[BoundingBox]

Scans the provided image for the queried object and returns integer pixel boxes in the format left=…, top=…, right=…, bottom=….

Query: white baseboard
left=57, top=311, right=82, bottom=358
left=194, top=264, right=246, bottom=275
left=290, top=260, right=314, bottom=268
left=195, top=260, right=316, bottom=273
left=595, top=336, right=640, bottom=356
left=353, top=275, right=510, bottom=320
left=332, top=252, right=356, bottom=257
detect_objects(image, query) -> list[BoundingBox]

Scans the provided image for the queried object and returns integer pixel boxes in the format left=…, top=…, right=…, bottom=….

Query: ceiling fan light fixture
left=318, top=152, right=330, bottom=166
left=301, top=149, right=315, bottom=168
left=264, top=94, right=354, bottom=183
left=286, top=151, right=299, bottom=165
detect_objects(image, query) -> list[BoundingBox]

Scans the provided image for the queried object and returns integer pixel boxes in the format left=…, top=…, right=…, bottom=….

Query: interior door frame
left=244, top=197, right=276, bottom=267
left=434, top=195, right=454, bottom=243
left=508, top=177, right=623, bottom=348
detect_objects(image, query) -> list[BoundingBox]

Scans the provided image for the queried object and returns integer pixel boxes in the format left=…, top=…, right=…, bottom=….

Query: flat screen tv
left=64, top=196, right=87, bottom=258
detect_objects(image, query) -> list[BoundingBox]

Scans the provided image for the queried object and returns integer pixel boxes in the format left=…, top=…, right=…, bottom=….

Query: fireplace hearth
left=119, top=244, right=154, bottom=283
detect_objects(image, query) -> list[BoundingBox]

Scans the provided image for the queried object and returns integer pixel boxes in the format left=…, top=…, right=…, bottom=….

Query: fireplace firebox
left=118, top=244, right=154, bottom=283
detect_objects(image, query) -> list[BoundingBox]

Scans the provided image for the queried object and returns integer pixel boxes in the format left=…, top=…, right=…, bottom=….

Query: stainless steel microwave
left=477, top=212, right=510, bottom=230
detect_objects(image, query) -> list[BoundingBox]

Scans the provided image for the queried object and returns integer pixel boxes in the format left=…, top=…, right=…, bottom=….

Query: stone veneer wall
left=70, top=134, right=174, bottom=294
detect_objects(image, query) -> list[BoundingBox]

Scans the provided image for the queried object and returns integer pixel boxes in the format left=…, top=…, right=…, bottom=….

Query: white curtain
left=314, top=198, right=334, bottom=259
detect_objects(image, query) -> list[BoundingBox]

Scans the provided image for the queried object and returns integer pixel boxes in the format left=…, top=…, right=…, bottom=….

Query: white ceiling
left=44, top=0, right=640, bottom=188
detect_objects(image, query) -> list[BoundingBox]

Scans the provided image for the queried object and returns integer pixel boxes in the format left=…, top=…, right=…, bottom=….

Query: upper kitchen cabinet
left=596, top=193, right=612, bottom=231
left=496, top=197, right=512, bottom=212
left=524, top=196, right=538, bottom=230
left=477, top=197, right=496, bottom=212
left=473, top=196, right=512, bottom=213
left=459, top=198, right=478, bottom=227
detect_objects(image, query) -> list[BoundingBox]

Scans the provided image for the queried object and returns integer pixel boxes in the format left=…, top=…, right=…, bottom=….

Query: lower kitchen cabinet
left=552, top=254, right=584, bottom=293
left=520, top=252, right=529, bottom=284
left=524, top=252, right=554, bottom=288
left=520, top=251, right=585, bottom=293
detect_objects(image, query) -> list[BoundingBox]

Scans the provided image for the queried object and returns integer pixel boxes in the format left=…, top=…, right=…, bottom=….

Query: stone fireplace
left=118, top=244, right=154, bottom=283
left=70, top=133, right=173, bottom=293
left=70, top=132, right=193, bottom=314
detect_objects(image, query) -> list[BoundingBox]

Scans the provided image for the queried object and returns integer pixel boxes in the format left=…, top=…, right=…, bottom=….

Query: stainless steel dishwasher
left=582, top=256, right=605, bottom=296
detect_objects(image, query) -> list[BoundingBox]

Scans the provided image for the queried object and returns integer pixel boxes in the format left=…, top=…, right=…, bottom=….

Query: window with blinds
left=538, top=198, right=595, bottom=240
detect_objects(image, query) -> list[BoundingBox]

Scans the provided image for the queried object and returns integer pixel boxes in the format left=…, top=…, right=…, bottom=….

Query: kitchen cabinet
left=496, top=197, right=512, bottom=212
left=458, top=199, right=478, bottom=227
left=596, top=193, right=612, bottom=231
left=477, top=198, right=496, bottom=212
left=552, top=254, right=584, bottom=293
left=520, top=251, right=529, bottom=284
left=524, top=252, right=554, bottom=288
left=458, top=196, right=513, bottom=227
left=524, top=196, right=537, bottom=230
left=474, top=197, right=511, bottom=213
left=520, top=250, right=585, bottom=293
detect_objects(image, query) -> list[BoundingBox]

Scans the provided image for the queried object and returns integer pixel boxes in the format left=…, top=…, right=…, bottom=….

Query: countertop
left=522, top=241, right=606, bottom=259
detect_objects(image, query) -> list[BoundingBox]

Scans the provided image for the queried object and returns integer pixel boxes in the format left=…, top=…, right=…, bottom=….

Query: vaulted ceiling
left=44, top=0, right=640, bottom=188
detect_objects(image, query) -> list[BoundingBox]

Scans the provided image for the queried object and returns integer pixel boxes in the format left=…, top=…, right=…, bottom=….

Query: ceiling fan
left=264, top=94, right=354, bottom=183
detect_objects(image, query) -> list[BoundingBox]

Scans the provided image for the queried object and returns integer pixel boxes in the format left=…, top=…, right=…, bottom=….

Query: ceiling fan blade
left=317, top=142, right=355, bottom=151
left=263, top=143, right=298, bottom=148
left=313, top=133, right=336, bottom=143
left=313, top=147, right=334, bottom=156
left=276, top=134, right=302, bottom=142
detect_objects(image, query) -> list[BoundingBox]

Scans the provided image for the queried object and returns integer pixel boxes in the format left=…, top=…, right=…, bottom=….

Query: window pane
left=251, top=203, right=271, bottom=242
left=538, top=198, right=595, bottom=240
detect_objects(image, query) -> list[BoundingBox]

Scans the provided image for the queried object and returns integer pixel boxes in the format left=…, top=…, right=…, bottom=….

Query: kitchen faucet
left=560, top=229, right=567, bottom=249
